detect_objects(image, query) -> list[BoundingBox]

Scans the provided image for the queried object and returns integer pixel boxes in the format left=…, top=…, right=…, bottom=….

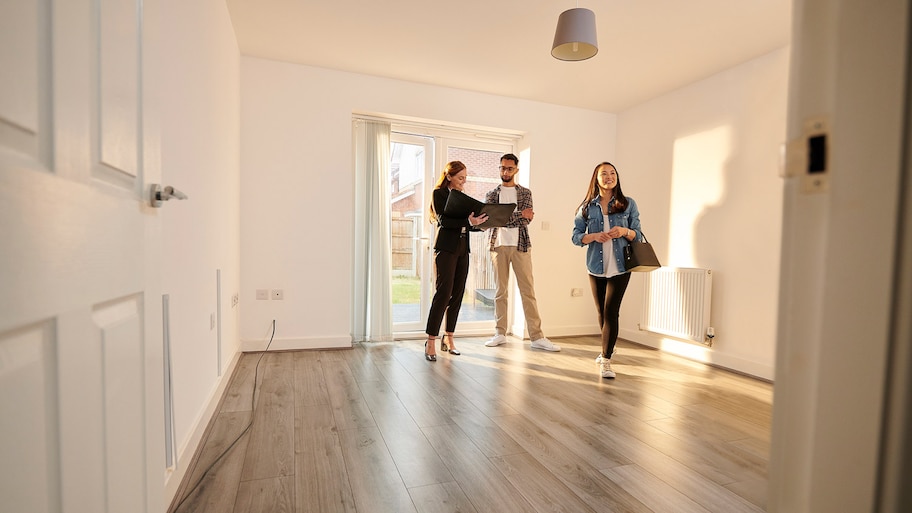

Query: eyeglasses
left=498, top=166, right=517, bottom=172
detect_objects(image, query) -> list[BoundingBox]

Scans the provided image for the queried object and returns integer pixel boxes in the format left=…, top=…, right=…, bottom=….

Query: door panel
left=99, top=0, right=140, bottom=179
left=97, top=296, right=146, bottom=512
left=0, top=0, right=43, bottom=159
left=0, top=322, right=59, bottom=513
left=0, top=1, right=163, bottom=512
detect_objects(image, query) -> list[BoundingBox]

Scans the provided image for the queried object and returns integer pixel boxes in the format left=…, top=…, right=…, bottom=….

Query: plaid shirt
left=485, top=184, right=533, bottom=252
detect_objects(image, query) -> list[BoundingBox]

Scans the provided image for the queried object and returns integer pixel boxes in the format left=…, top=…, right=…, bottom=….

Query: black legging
left=589, top=272, right=631, bottom=359
left=426, top=236, right=470, bottom=336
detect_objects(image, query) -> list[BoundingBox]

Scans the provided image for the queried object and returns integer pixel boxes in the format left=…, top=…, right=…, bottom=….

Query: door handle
left=150, top=184, right=188, bottom=207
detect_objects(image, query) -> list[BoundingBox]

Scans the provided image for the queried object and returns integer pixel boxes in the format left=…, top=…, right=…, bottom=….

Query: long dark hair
left=429, top=160, right=467, bottom=222
left=577, top=162, right=628, bottom=220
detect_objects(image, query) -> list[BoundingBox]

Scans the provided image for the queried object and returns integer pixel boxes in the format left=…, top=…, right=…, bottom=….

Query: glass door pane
left=440, top=139, right=513, bottom=333
left=390, top=133, right=433, bottom=333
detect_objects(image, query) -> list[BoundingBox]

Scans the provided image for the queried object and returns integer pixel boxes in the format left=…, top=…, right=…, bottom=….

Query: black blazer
left=432, top=187, right=480, bottom=253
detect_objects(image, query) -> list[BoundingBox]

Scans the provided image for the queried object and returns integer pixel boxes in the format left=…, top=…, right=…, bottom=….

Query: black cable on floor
left=171, top=319, right=276, bottom=513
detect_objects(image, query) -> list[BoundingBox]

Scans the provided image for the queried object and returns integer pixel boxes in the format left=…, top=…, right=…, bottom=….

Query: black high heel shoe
left=441, top=336, right=461, bottom=355
left=424, top=340, right=436, bottom=362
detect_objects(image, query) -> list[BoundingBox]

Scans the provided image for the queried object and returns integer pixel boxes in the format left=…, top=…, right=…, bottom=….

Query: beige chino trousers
left=491, top=246, right=544, bottom=341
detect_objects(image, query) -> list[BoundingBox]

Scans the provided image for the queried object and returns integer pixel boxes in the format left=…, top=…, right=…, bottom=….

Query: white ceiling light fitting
left=551, top=6, right=598, bottom=61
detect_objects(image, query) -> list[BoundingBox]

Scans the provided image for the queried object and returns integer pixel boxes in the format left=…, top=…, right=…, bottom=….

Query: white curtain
left=352, top=119, right=393, bottom=342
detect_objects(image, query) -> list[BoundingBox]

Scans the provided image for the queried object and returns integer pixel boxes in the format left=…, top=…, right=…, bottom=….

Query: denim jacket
left=571, top=195, right=642, bottom=275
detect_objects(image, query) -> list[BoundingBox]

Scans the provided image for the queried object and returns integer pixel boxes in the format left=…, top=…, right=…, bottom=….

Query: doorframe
left=877, top=2, right=912, bottom=506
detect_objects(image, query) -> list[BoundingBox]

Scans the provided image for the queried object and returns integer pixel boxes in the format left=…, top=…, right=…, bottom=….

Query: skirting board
left=240, top=335, right=352, bottom=352
left=164, top=349, right=242, bottom=505
left=619, top=327, right=774, bottom=381
left=549, top=324, right=610, bottom=337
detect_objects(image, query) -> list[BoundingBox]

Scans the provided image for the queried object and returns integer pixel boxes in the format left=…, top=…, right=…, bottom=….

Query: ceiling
left=225, top=0, right=792, bottom=113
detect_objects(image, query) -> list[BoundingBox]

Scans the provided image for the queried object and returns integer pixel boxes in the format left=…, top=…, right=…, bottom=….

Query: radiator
left=641, top=267, right=713, bottom=344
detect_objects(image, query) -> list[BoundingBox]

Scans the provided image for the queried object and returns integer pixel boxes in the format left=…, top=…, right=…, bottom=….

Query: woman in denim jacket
left=571, top=162, right=642, bottom=378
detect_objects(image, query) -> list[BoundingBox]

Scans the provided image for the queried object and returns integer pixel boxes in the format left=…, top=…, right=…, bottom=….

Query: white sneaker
left=485, top=334, right=507, bottom=347
left=530, top=338, right=561, bottom=352
left=595, top=350, right=615, bottom=363
left=599, top=360, right=616, bottom=379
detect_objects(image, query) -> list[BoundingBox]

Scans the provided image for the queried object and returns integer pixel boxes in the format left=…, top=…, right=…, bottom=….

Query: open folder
left=443, top=189, right=516, bottom=229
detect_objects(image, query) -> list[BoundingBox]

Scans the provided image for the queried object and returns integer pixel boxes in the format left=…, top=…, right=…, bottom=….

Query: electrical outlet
left=271, top=289, right=284, bottom=300
left=571, top=287, right=583, bottom=297
left=256, top=289, right=268, bottom=300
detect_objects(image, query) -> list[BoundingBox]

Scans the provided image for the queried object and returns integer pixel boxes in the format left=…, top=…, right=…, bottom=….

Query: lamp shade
left=551, top=8, right=598, bottom=61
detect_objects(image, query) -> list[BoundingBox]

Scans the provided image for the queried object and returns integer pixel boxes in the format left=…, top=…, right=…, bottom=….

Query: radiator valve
left=706, top=326, right=715, bottom=346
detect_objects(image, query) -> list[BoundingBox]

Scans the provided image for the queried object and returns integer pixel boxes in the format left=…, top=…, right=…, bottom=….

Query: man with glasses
left=483, top=154, right=560, bottom=352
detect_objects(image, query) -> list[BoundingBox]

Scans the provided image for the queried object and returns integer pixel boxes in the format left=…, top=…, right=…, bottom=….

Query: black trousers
left=426, top=236, right=469, bottom=336
left=589, top=272, right=631, bottom=359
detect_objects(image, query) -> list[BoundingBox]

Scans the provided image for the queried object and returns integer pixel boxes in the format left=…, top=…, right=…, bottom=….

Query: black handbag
left=623, top=233, right=661, bottom=272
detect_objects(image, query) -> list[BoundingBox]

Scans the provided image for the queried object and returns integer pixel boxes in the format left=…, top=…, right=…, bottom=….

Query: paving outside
left=393, top=301, right=494, bottom=324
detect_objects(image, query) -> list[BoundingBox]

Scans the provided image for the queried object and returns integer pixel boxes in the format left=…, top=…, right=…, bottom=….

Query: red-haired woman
left=424, top=161, right=488, bottom=361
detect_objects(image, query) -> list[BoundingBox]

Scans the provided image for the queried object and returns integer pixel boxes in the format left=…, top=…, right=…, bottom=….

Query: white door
left=0, top=2, right=164, bottom=513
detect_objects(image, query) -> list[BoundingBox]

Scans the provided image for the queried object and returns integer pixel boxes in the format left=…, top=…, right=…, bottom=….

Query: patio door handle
left=413, top=236, right=430, bottom=250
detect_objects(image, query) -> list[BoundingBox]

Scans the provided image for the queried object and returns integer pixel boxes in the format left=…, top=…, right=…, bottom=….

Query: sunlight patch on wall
left=669, top=126, right=731, bottom=266
left=519, top=147, right=531, bottom=185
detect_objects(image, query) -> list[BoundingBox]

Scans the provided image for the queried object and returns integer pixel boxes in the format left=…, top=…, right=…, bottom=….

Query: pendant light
left=551, top=7, right=598, bottom=61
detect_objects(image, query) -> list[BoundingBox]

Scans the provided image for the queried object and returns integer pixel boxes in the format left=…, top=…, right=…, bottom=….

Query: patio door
left=389, top=131, right=511, bottom=337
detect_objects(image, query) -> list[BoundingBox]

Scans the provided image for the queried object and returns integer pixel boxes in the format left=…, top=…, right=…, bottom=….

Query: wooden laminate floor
left=168, top=336, right=772, bottom=513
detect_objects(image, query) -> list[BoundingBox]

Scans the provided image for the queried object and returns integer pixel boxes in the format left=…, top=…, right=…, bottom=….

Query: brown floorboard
left=169, top=337, right=772, bottom=513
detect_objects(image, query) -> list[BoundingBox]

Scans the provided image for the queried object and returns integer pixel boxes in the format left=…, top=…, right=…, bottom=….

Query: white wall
left=239, top=57, right=617, bottom=349
left=615, top=48, right=790, bottom=379
left=160, top=0, right=241, bottom=496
